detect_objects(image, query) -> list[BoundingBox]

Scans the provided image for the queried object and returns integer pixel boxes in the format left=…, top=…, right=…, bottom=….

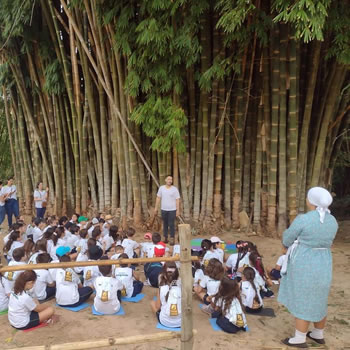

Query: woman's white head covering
left=307, top=187, right=333, bottom=223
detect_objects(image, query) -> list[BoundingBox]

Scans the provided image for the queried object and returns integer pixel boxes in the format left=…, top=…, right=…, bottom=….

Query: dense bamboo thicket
left=0, top=0, right=349, bottom=235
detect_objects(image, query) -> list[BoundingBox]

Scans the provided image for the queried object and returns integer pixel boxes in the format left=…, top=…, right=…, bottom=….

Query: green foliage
left=272, top=0, right=331, bottom=42
left=43, top=60, right=65, bottom=95
left=132, top=96, right=187, bottom=152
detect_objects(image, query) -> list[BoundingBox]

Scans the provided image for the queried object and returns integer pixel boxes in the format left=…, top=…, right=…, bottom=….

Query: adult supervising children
left=3, top=177, right=19, bottom=227
left=154, top=175, right=180, bottom=246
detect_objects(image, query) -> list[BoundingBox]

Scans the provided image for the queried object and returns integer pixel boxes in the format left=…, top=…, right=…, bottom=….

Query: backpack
left=164, top=284, right=182, bottom=317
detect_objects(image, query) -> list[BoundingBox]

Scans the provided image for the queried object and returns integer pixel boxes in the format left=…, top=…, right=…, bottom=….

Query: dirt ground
left=0, top=221, right=349, bottom=350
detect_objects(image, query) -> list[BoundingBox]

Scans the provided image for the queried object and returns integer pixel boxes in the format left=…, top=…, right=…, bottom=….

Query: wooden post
left=179, top=223, right=194, bottom=350
left=6, top=331, right=199, bottom=350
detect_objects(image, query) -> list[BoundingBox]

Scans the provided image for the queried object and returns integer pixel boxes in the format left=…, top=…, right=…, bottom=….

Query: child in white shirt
left=194, top=258, right=224, bottom=310
left=31, top=253, right=56, bottom=301
left=241, top=267, right=263, bottom=313
left=3, top=247, right=27, bottom=292
left=3, top=231, right=24, bottom=262
left=0, top=272, right=10, bottom=312
left=32, top=218, right=44, bottom=243
left=102, top=225, right=120, bottom=252
left=121, top=228, right=140, bottom=259
left=93, top=257, right=122, bottom=314
left=83, top=245, right=103, bottom=288
left=269, top=247, right=287, bottom=280
left=114, top=253, right=143, bottom=298
left=201, top=240, right=218, bottom=268
left=210, top=236, right=225, bottom=263
left=8, top=270, right=55, bottom=330
left=225, top=240, right=249, bottom=280
left=210, top=277, right=247, bottom=333
left=150, top=261, right=182, bottom=328
left=49, top=226, right=66, bottom=260
left=56, top=255, right=93, bottom=307
left=28, top=239, right=48, bottom=264
left=75, top=229, right=88, bottom=255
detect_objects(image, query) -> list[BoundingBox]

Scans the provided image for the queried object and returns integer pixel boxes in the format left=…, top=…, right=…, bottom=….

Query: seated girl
left=269, top=246, right=287, bottom=281
left=93, top=257, right=122, bottom=314
left=241, top=267, right=263, bottom=313
left=3, top=231, right=24, bottom=263
left=55, top=255, right=93, bottom=307
left=211, top=277, right=247, bottom=333
left=0, top=272, right=10, bottom=312
left=150, top=262, right=181, bottom=328
left=114, top=253, right=143, bottom=298
left=225, top=241, right=249, bottom=281
left=8, top=271, right=55, bottom=330
left=31, top=253, right=56, bottom=301
left=200, top=240, right=217, bottom=267
left=28, top=238, right=48, bottom=264
left=194, top=258, right=224, bottom=312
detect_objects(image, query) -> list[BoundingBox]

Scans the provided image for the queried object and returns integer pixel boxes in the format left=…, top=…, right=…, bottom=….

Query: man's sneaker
left=170, top=237, right=175, bottom=246
left=163, top=237, right=169, bottom=244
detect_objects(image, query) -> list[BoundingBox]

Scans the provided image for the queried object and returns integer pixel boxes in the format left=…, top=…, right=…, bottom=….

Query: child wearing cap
left=55, top=254, right=93, bottom=307
left=88, top=218, right=100, bottom=237
left=210, top=236, right=225, bottom=263
left=77, top=216, right=88, bottom=229
left=140, top=233, right=154, bottom=258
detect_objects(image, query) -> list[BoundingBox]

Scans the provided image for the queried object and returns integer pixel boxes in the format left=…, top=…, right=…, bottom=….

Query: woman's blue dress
left=278, top=210, right=338, bottom=322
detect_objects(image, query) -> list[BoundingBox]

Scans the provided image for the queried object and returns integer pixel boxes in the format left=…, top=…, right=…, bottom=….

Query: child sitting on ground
left=31, top=253, right=56, bottom=301
left=3, top=231, right=23, bottom=263
left=8, top=271, right=56, bottom=330
left=93, top=256, right=122, bottom=314
left=114, top=253, right=143, bottom=298
left=0, top=272, right=10, bottom=312
left=241, top=267, right=263, bottom=313
left=210, top=236, right=225, bottom=263
left=55, top=255, right=93, bottom=307
left=269, top=246, right=287, bottom=281
left=83, top=246, right=103, bottom=288
left=210, top=277, right=247, bottom=333
left=194, top=258, right=224, bottom=313
left=3, top=247, right=27, bottom=292
left=200, top=240, right=218, bottom=268
left=28, top=238, right=48, bottom=264
left=144, top=241, right=166, bottom=288
left=150, top=261, right=182, bottom=328
left=121, top=228, right=140, bottom=259
left=225, top=241, right=249, bottom=281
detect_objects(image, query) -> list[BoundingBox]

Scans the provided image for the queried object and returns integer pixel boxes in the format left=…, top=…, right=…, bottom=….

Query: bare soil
left=0, top=221, right=349, bottom=350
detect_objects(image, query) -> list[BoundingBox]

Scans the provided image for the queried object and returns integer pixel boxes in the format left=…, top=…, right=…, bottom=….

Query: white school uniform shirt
left=101, top=223, right=110, bottom=237
left=8, top=291, right=37, bottom=328
left=140, top=242, right=153, bottom=258
left=213, top=248, right=224, bottom=263
left=83, top=263, right=101, bottom=288
left=159, top=284, right=182, bottom=328
left=64, top=231, right=79, bottom=250
left=74, top=252, right=89, bottom=274
left=55, top=268, right=80, bottom=305
left=75, top=238, right=88, bottom=255
left=237, top=252, right=251, bottom=269
left=26, top=224, right=34, bottom=239
left=3, top=232, right=11, bottom=245
left=49, top=259, right=59, bottom=281
left=114, top=267, right=134, bottom=298
left=214, top=297, right=247, bottom=328
left=49, top=240, right=65, bottom=260
left=32, top=227, right=43, bottom=243
left=102, top=235, right=115, bottom=251
left=27, top=250, right=45, bottom=265
left=0, top=279, right=10, bottom=311
left=2, top=185, right=17, bottom=200
left=199, top=275, right=221, bottom=296
left=34, top=190, right=47, bottom=209
left=122, top=238, right=139, bottom=259
left=241, top=280, right=263, bottom=309
left=276, top=254, right=286, bottom=267
left=157, top=185, right=180, bottom=211
left=202, top=251, right=218, bottom=268
left=194, top=269, right=205, bottom=286
left=7, top=241, right=24, bottom=261
left=3, top=261, right=26, bottom=292
left=88, top=226, right=94, bottom=238
left=252, top=267, right=267, bottom=292
left=93, top=276, right=122, bottom=314
left=31, top=269, right=54, bottom=301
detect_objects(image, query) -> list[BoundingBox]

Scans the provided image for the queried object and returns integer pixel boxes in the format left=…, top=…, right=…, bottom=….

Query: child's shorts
left=203, top=294, right=211, bottom=305
left=270, top=268, right=281, bottom=280
left=15, top=311, right=40, bottom=330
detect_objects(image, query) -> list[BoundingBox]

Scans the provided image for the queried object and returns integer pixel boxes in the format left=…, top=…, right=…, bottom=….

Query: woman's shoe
left=306, top=332, right=325, bottom=345
left=282, top=338, right=308, bottom=348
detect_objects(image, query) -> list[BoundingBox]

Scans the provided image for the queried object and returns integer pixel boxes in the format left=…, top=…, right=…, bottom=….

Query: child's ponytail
left=234, top=241, right=248, bottom=272
left=3, top=231, right=20, bottom=253
left=243, top=267, right=260, bottom=304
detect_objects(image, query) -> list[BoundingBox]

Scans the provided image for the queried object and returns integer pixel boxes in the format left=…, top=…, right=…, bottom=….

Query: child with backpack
left=150, top=262, right=181, bottom=328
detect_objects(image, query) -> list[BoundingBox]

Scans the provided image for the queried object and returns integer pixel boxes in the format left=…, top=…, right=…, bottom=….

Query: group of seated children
left=1, top=215, right=284, bottom=334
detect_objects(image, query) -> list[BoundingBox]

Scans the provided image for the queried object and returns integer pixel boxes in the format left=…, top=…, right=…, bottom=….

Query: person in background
left=154, top=175, right=180, bottom=246
left=3, top=177, right=19, bottom=227
left=33, top=182, right=49, bottom=219
left=0, top=181, right=6, bottom=228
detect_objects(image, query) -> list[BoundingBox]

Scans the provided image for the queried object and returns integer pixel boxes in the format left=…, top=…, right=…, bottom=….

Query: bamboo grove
left=0, top=0, right=349, bottom=235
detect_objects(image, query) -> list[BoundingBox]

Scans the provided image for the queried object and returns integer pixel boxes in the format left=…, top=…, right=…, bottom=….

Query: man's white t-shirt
left=94, top=276, right=122, bottom=314
left=32, top=269, right=54, bottom=300
left=34, top=190, right=47, bottom=209
left=157, top=185, right=180, bottom=211
left=8, top=291, right=37, bottom=328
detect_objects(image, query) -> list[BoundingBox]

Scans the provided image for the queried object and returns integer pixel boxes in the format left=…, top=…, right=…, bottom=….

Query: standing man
left=154, top=175, right=180, bottom=246
left=3, top=177, right=19, bottom=227
left=0, top=181, right=6, bottom=228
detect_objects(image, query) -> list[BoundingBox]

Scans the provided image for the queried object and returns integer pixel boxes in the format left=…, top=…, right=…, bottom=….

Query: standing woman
left=278, top=187, right=338, bottom=348
left=34, top=182, right=49, bottom=219
left=3, top=177, right=19, bottom=227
